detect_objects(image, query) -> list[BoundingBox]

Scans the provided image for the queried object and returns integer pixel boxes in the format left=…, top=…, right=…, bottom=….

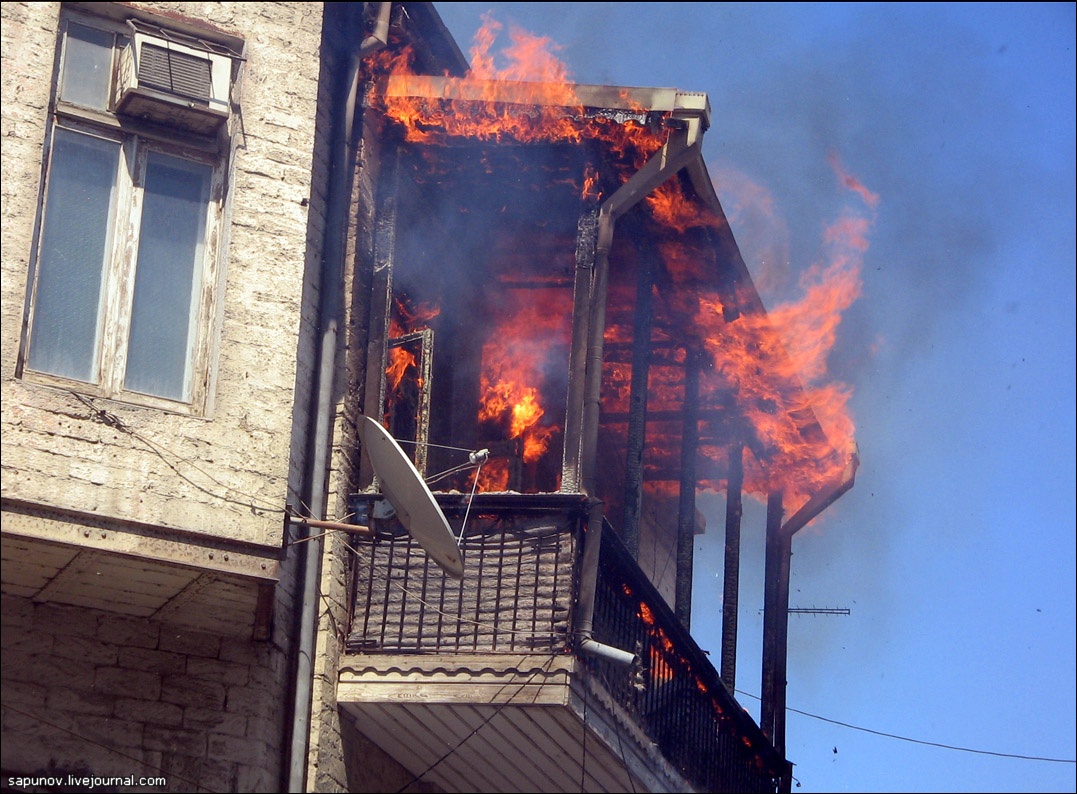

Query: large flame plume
left=369, top=15, right=870, bottom=510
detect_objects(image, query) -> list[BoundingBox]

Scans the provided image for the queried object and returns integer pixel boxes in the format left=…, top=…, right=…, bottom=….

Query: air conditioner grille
left=138, top=43, right=212, bottom=101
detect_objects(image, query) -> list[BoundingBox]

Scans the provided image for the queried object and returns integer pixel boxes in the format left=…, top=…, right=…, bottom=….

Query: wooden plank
left=466, top=704, right=573, bottom=794
left=154, top=572, right=222, bottom=621
left=423, top=703, right=542, bottom=794
left=32, top=550, right=106, bottom=603
left=0, top=582, right=41, bottom=598
left=86, top=554, right=200, bottom=585
left=357, top=702, right=478, bottom=793
left=524, top=704, right=630, bottom=792
left=337, top=653, right=575, bottom=707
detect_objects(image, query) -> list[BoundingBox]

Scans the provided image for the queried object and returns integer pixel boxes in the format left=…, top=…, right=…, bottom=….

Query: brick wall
left=1, top=595, right=285, bottom=791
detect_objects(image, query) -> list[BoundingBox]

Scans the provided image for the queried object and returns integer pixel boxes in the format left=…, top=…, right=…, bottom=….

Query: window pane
left=124, top=152, right=211, bottom=401
left=60, top=22, right=114, bottom=110
left=27, top=128, right=118, bottom=383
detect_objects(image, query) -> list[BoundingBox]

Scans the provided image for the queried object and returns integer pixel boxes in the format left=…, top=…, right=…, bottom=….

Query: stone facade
left=0, top=1, right=325, bottom=547
left=2, top=2, right=469, bottom=790
left=1, top=2, right=333, bottom=791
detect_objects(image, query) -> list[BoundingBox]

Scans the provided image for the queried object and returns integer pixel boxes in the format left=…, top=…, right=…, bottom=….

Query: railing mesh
left=346, top=495, right=581, bottom=655
left=583, top=522, right=786, bottom=793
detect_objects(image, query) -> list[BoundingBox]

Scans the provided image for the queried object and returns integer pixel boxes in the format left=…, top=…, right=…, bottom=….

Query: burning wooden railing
left=343, top=491, right=786, bottom=792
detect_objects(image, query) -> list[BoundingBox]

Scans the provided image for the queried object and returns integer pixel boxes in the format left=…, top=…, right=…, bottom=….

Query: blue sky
left=434, top=4, right=1076, bottom=792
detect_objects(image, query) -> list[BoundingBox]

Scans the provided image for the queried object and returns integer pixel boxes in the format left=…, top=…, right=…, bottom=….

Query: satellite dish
left=360, top=416, right=464, bottom=580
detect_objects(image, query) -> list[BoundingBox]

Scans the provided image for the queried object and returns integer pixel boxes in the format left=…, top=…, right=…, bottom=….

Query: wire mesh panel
left=346, top=494, right=584, bottom=655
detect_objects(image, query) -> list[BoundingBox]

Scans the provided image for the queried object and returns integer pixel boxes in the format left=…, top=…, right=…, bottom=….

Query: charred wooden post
left=674, top=346, right=703, bottom=628
left=360, top=143, right=402, bottom=486
left=720, top=441, right=744, bottom=688
left=759, top=489, right=785, bottom=746
left=508, top=436, right=524, bottom=492
left=562, top=208, right=599, bottom=493
left=620, top=241, right=657, bottom=559
left=384, top=329, right=433, bottom=476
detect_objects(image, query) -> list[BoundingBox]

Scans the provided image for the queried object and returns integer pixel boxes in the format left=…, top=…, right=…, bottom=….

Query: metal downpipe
left=287, top=4, right=389, bottom=791
left=574, top=126, right=700, bottom=668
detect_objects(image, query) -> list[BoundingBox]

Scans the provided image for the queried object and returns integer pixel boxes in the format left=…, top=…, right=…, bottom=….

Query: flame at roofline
left=367, top=30, right=866, bottom=517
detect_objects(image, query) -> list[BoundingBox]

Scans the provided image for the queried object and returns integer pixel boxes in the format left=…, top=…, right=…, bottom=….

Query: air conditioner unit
left=115, top=29, right=231, bottom=135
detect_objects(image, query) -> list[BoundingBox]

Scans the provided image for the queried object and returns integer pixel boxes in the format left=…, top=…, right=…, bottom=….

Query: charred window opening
left=377, top=138, right=615, bottom=495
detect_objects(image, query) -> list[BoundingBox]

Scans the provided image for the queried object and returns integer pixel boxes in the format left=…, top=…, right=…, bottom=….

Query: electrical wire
left=64, top=393, right=1076, bottom=770
left=734, top=689, right=1077, bottom=765
left=70, top=392, right=281, bottom=516
left=392, top=655, right=558, bottom=793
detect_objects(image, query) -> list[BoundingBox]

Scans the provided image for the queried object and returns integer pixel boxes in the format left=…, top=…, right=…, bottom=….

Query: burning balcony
left=336, top=22, right=858, bottom=794
left=342, top=492, right=785, bottom=792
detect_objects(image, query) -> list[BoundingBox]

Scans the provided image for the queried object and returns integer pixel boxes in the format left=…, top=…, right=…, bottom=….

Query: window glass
left=124, top=152, right=211, bottom=400
left=27, top=128, right=119, bottom=382
left=59, top=22, right=114, bottom=110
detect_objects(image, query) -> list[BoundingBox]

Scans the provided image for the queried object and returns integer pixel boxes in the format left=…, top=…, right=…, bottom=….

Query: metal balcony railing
left=344, top=491, right=786, bottom=792
left=586, top=523, right=786, bottom=793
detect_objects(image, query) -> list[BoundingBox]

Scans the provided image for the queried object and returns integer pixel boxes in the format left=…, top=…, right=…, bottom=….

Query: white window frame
left=19, top=8, right=238, bottom=415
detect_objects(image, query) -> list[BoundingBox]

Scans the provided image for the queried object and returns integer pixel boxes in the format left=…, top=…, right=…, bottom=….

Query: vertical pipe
left=289, top=6, right=390, bottom=790
left=774, top=526, right=793, bottom=782
left=674, top=346, right=701, bottom=628
left=720, top=441, right=744, bottom=688
left=287, top=48, right=357, bottom=794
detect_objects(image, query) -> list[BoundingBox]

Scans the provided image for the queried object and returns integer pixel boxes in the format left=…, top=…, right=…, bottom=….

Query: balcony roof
left=338, top=653, right=694, bottom=793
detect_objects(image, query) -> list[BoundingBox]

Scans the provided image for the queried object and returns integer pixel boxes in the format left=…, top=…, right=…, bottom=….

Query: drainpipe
left=574, top=120, right=704, bottom=668
left=287, top=4, right=389, bottom=792
left=359, top=1, right=391, bottom=57
left=574, top=497, right=637, bottom=667
left=760, top=452, right=858, bottom=793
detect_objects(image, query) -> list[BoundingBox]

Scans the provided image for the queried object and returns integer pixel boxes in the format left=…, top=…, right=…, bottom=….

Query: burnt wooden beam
left=561, top=208, right=599, bottom=493
left=360, top=143, right=402, bottom=487
left=674, top=347, right=703, bottom=629
left=720, top=441, right=744, bottom=688
left=779, top=451, right=860, bottom=540
left=620, top=241, right=657, bottom=559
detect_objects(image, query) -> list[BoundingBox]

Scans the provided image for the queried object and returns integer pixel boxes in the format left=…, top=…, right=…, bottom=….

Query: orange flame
left=476, top=290, right=569, bottom=490
left=696, top=159, right=874, bottom=508
left=647, top=180, right=721, bottom=234
left=386, top=346, right=416, bottom=392
left=384, top=299, right=441, bottom=393
left=369, top=16, right=661, bottom=159
left=582, top=164, right=601, bottom=202
left=371, top=15, right=868, bottom=507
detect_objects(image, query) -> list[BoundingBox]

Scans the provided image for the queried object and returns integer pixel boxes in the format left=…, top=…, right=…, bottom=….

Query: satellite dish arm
left=424, top=448, right=490, bottom=486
